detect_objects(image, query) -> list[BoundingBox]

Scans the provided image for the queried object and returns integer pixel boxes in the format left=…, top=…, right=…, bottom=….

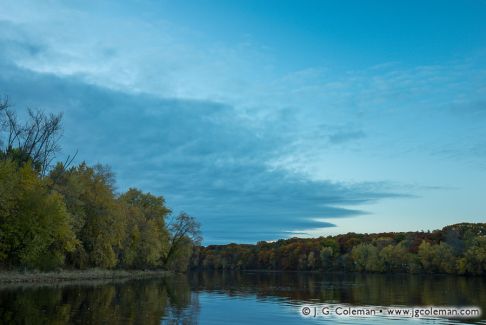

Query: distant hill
left=191, top=222, right=486, bottom=275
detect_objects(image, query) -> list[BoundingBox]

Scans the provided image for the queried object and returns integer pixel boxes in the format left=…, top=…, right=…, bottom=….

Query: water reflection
left=0, top=276, right=196, bottom=325
left=0, top=272, right=484, bottom=324
left=189, top=271, right=486, bottom=308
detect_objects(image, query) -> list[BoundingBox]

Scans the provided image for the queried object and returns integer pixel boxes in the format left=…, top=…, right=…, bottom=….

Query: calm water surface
left=0, top=271, right=485, bottom=324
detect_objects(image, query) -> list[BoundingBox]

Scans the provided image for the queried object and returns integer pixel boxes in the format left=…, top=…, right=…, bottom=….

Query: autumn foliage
left=192, top=223, right=486, bottom=275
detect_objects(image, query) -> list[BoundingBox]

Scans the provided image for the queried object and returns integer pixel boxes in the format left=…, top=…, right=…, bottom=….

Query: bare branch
left=0, top=98, right=63, bottom=174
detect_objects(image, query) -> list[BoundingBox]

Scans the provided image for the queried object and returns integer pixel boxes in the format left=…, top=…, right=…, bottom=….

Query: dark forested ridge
left=0, top=99, right=201, bottom=272
left=191, top=223, right=486, bottom=275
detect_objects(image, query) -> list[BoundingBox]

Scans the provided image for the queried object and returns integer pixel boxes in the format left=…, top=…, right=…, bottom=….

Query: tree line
left=191, top=223, right=486, bottom=275
left=0, top=98, right=201, bottom=271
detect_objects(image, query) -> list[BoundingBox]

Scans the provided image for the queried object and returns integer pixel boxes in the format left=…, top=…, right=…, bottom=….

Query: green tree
left=0, top=160, right=77, bottom=270
left=307, top=251, right=317, bottom=269
left=380, top=242, right=409, bottom=272
left=119, top=188, right=170, bottom=268
left=351, top=243, right=383, bottom=272
left=319, top=247, right=333, bottom=270
left=49, top=163, right=125, bottom=269
left=418, top=241, right=456, bottom=273
left=458, top=236, right=486, bottom=275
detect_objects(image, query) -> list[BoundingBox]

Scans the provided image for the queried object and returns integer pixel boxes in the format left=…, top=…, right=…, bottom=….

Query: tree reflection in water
left=0, top=271, right=485, bottom=324
left=0, top=276, right=197, bottom=325
left=189, top=271, right=486, bottom=309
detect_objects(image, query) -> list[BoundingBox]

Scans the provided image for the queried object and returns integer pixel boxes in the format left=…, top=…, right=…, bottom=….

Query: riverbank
left=0, top=269, right=171, bottom=284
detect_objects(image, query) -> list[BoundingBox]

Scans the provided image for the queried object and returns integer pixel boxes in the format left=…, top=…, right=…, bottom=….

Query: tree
left=0, top=98, right=63, bottom=174
left=0, top=160, right=77, bottom=270
left=458, top=236, right=486, bottom=275
left=0, top=98, right=204, bottom=272
left=379, top=242, right=409, bottom=272
left=319, top=247, right=333, bottom=270
left=119, top=188, right=170, bottom=269
left=307, top=251, right=317, bottom=269
left=163, top=212, right=202, bottom=270
left=373, top=237, right=394, bottom=250
left=193, top=224, right=486, bottom=275
left=418, top=241, right=456, bottom=273
left=49, top=162, right=125, bottom=269
left=351, top=243, right=383, bottom=272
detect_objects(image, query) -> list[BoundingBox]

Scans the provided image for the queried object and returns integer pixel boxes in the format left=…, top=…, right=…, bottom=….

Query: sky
left=0, top=0, right=485, bottom=244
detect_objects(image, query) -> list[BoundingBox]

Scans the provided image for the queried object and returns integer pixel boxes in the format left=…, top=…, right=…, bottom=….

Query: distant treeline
left=191, top=223, right=486, bottom=275
left=0, top=98, right=201, bottom=271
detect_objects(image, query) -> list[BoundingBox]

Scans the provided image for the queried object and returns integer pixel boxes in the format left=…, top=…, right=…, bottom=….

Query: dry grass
left=0, top=269, right=171, bottom=284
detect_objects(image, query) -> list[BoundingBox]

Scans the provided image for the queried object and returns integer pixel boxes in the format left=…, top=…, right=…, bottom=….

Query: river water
left=0, top=271, right=484, bottom=324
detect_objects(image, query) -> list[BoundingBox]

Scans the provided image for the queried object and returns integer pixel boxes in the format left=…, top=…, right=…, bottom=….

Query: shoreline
left=0, top=269, right=171, bottom=284
left=192, top=268, right=483, bottom=278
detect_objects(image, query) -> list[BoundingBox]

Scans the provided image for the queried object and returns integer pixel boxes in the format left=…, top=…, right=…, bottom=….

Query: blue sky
left=0, top=0, right=485, bottom=243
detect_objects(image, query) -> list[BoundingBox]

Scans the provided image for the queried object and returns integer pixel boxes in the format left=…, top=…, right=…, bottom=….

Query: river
left=0, top=271, right=484, bottom=324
